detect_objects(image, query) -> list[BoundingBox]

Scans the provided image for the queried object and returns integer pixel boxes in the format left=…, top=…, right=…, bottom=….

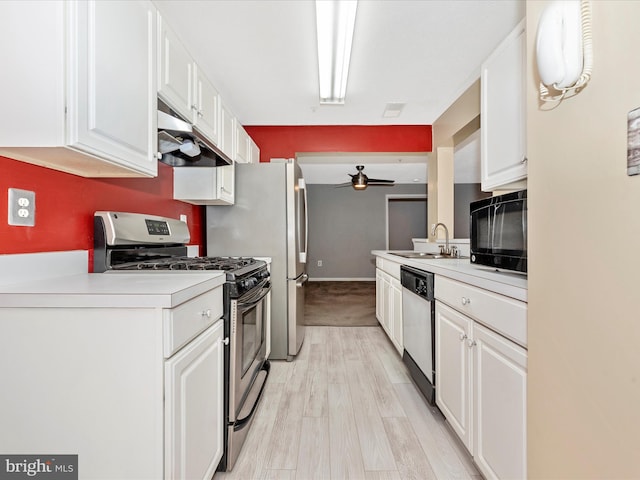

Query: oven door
left=228, top=280, right=270, bottom=423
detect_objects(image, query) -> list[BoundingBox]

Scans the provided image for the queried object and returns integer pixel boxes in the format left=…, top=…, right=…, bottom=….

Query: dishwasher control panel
left=400, top=265, right=434, bottom=301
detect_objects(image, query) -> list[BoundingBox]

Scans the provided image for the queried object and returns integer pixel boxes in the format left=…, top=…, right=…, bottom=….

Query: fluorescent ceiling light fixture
left=315, top=0, right=358, bottom=104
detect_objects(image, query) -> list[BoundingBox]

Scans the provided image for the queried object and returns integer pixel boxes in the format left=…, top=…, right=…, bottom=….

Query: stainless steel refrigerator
left=205, top=159, right=308, bottom=360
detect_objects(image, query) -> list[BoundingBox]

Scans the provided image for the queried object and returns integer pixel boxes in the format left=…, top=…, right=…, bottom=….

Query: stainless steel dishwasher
left=401, top=265, right=436, bottom=405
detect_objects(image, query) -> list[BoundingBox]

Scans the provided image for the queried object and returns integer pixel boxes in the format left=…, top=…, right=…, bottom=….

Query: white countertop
left=0, top=272, right=226, bottom=309
left=372, top=250, right=527, bottom=302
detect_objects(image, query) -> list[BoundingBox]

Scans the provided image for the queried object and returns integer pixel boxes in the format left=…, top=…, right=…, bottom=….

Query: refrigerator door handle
left=298, top=177, right=308, bottom=264
left=296, top=273, right=309, bottom=288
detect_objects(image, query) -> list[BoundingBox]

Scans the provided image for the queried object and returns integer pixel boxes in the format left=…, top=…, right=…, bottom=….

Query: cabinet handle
left=191, top=104, right=198, bottom=111
left=467, top=339, right=477, bottom=348
left=461, top=297, right=471, bottom=306
left=222, top=337, right=230, bottom=346
left=459, top=333, right=467, bottom=342
left=521, top=155, right=528, bottom=164
left=198, top=110, right=203, bottom=118
left=201, top=309, right=211, bottom=318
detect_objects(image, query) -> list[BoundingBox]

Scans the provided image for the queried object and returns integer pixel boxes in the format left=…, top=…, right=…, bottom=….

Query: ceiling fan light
left=353, top=183, right=367, bottom=190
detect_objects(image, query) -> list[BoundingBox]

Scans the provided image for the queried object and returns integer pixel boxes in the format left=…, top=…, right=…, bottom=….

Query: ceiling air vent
left=382, top=102, right=406, bottom=118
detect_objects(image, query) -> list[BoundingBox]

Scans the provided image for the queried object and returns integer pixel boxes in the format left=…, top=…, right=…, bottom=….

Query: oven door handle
left=234, top=361, right=270, bottom=430
left=237, top=283, right=271, bottom=307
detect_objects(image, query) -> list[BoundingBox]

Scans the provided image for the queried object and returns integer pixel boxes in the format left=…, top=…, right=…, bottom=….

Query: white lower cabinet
left=375, top=257, right=403, bottom=355
left=435, top=277, right=527, bottom=480
left=0, top=285, right=225, bottom=479
left=390, top=277, right=403, bottom=352
left=165, top=320, right=224, bottom=480
left=435, top=301, right=473, bottom=449
left=473, top=322, right=527, bottom=480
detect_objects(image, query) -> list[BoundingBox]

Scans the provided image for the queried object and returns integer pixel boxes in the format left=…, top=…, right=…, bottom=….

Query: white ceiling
left=153, top=0, right=524, bottom=181
left=297, top=153, right=429, bottom=184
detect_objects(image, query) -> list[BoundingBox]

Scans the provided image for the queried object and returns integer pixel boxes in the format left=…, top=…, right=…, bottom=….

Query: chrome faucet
left=431, top=222, right=450, bottom=255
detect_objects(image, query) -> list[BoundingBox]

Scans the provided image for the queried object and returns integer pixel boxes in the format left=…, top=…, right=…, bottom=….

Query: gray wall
left=388, top=198, right=427, bottom=250
left=454, top=183, right=490, bottom=238
left=307, top=183, right=427, bottom=279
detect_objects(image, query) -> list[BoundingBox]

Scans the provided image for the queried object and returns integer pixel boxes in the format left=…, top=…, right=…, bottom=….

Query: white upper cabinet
left=173, top=164, right=235, bottom=205
left=0, top=0, right=158, bottom=178
left=236, top=123, right=251, bottom=164
left=158, top=15, right=220, bottom=147
left=157, top=14, right=194, bottom=122
left=237, top=123, right=260, bottom=164
left=250, top=139, right=261, bottom=164
left=481, top=19, right=527, bottom=192
left=193, top=66, right=221, bottom=146
left=219, top=102, right=237, bottom=162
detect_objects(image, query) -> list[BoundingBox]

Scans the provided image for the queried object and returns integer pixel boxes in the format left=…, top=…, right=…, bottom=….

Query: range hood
left=157, top=101, right=232, bottom=167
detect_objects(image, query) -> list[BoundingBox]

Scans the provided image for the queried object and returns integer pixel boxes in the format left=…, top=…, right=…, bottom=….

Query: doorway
left=386, top=194, right=427, bottom=250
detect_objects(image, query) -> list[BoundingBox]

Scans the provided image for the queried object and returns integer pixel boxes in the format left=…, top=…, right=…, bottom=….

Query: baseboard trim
left=308, top=277, right=375, bottom=282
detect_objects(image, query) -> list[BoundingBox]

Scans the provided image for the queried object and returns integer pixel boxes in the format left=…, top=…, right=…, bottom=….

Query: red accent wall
left=0, top=126, right=430, bottom=263
left=244, top=125, right=432, bottom=163
left=0, top=156, right=204, bottom=265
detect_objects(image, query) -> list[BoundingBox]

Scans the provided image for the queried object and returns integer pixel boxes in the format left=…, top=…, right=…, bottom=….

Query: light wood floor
left=214, top=326, right=481, bottom=480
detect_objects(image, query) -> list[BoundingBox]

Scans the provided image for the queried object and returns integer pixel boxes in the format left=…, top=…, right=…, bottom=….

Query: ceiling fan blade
left=367, top=178, right=395, bottom=183
left=334, top=182, right=354, bottom=188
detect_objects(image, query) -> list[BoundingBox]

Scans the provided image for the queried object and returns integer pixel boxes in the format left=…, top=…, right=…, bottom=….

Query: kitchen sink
left=389, top=251, right=468, bottom=260
left=390, top=251, right=446, bottom=259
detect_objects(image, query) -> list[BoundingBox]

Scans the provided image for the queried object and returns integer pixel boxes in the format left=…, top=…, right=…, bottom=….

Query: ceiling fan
left=336, top=165, right=395, bottom=190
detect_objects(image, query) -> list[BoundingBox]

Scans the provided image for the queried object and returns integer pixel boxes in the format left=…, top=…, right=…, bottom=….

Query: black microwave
left=470, top=190, right=527, bottom=273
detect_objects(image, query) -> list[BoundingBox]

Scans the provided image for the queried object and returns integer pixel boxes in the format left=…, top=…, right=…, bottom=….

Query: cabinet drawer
left=435, top=276, right=527, bottom=348
left=376, top=257, right=401, bottom=280
left=164, top=287, right=223, bottom=357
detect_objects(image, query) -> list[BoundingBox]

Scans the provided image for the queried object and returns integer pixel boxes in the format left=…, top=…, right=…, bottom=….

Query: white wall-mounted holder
left=535, top=0, right=593, bottom=104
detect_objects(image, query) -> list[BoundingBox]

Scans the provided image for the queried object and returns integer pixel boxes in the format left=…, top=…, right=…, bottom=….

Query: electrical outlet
left=317, top=260, right=323, bottom=267
left=8, top=188, right=35, bottom=227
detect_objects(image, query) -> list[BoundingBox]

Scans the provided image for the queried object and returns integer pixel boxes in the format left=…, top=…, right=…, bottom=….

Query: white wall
left=527, top=1, right=640, bottom=477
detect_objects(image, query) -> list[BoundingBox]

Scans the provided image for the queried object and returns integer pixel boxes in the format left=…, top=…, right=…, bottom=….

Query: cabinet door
left=250, top=139, right=260, bottom=164
left=165, top=320, right=224, bottom=480
left=173, top=166, right=234, bottom=205
left=390, top=278, right=403, bottom=354
left=473, top=322, right=527, bottom=480
left=216, top=163, right=235, bottom=204
left=219, top=102, right=236, bottom=162
left=435, top=301, right=472, bottom=450
left=375, top=269, right=384, bottom=323
left=193, top=66, right=220, bottom=146
left=236, top=124, right=251, bottom=164
left=69, top=0, right=158, bottom=177
left=157, top=14, right=194, bottom=122
left=382, top=274, right=392, bottom=336
left=481, top=20, right=526, bottom=192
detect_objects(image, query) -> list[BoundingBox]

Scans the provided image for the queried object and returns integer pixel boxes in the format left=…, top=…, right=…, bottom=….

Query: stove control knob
left=241, top=278, right=257, bottom=290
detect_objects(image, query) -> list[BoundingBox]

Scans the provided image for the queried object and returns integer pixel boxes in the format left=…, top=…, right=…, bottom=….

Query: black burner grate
left=111, top=256, right=258, bottom=272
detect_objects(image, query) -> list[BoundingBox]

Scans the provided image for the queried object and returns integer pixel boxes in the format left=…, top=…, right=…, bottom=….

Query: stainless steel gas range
left=94, top=211, right=270, bottom=472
